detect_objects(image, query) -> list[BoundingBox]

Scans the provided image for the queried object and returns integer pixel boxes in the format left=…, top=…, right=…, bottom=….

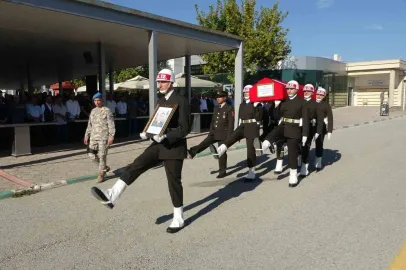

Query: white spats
left=300, top=163, right=309, bottom=176
left=167, top=207, right=185, bottom=233
left=104, top=179, right=128, bottom=205
left=217, top=144, right=227, bottom=158
left=289, top=169, right=298, bottom=186
left=275, top=159, right=283, bottom=173
left=246, top=167, right=256, bottom=179
left=315, top=157, right=322, bottom=170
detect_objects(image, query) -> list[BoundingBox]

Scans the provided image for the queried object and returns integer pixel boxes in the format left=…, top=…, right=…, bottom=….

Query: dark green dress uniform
left=301, top=97, right=321, bottom=164
left=223, top=100, right=263, bottom=169
left=315, top=100, right=333, bottom=159
left=189, top=92, right=234, bottom=178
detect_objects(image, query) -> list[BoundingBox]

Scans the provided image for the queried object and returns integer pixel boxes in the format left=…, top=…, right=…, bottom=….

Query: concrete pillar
left=27, top=63, right=33, bottom=95
left=234, top=41, right=244, bottom=129
left=109, top=66, right=114, bottom=94
left=185, top=55, right=191, bottom=101
left=148, top=30, right=158, bottom=117
left=98, top=42, right=106, bottom=103
left=389, top=70, right=396, bottom=107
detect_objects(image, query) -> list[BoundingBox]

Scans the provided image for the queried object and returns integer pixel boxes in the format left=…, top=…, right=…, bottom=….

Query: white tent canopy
left=76, top=81, right=121, bottom=93
left=116, top=75, right=149, bottom=90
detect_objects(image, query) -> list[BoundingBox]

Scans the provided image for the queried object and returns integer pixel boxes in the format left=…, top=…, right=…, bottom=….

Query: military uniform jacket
left=268, top=101, right=284, bottom=129
left=316, top=101, right=333, bottom=135
left=153, top=91, right=191, bottom=160
left=209, top=103, right=234, bottom=141
left=85, top=106, right=115, bottom=141
left=279, top=95, right=309, bottom=139
left=303, top=98, right=320, bottom=129
left=237, top=101, right=263, bottom=139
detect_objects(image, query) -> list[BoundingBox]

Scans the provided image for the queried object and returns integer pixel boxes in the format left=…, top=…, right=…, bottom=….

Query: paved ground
left=0, top=106, right=405, bottom=190
left=0, top=115, right=405, bottom=269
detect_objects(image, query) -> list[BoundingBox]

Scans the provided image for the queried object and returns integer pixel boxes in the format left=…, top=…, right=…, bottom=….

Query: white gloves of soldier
left=313, top=133, right=319, bottom=141
left=302, top=136, right=307, bottom=146
left=217, top=144, right=228, bottom=157
left=324, top=117, right=328, bottom=125
left=327, top=132, right=332, bottom=140
left=262, top=140, right=271, bottom=152
left=140, top=132, right=148, bottom=140
left=153, top=134, right=166, bottom=143
left=299, top=118, right=303, bottom=127
left=278, top=119, right=282, bottom=125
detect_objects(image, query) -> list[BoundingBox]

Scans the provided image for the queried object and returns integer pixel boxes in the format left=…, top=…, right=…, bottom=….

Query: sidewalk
left=1, top=106, right=405, bottom=195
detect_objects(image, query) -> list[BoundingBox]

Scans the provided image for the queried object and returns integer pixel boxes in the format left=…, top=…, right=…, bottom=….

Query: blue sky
left=109, top=0, right=406, bottom=62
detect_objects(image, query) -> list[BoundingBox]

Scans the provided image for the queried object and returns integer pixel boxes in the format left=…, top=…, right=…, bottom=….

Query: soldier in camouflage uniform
left=84, top=92, right=116, bottom=183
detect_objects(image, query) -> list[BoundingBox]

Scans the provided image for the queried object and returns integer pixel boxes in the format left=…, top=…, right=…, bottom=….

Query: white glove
left=327, top=132, right=332, bottom=140
left=139, top=132, right=148, bottom=140
left=302, top=136, right=307, bottom=146
left=324, top=117, right=328, bottom=125
left=253, top=102, right=259, bottom=107
left=313, top=133, right=319, bottom=141
left=217, top=144, right=228, bottom=157
left=153, top=134, right=166, bottom=143
left=238, top=119, right=241, bottom=125
left=278, top=119, right=282, bottom=125
left=262, top=140, right=271, bottom=152
left=299, top=118, right=303, bottom=127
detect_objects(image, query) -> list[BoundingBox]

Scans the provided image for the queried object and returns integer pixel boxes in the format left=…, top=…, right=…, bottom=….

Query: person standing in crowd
left=117, top=95, right=127, bottom=117
left=262, top=80, right=309, bottom=187
left=299, top=84, right=320, bottom=177
left=216, top=85, right=263, bottom=181
left=90, top=68, right=191, bottom=234
left=188, top=90, right=234, bottom=178
left=53, top=96, right=69, bottom=143
left=26, top=96, right=42, bottom=122
left=84, top=93, right=116, bottom=183
left=41, top=95, right=54, bottom=122
left=107, top=93, right=117, bottom=117
left=66, top=93, right=81, bottom=120
left=314, top=87, right=334, bottom=171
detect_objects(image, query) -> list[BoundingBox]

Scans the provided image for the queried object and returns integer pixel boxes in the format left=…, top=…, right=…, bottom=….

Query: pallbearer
left=314, top=87, right=334, bottom=171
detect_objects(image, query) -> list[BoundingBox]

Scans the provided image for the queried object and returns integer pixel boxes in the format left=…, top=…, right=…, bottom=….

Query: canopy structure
left=116, top=76, right=149, bottom=90
left=142, top=73, right=222, bottom=89
left=0, top=0, right=244, bottom=127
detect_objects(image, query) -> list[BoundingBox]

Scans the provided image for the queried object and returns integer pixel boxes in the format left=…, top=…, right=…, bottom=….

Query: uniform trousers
left=301, top=124, right=316, bottom=164
left=224, top=127, right=256, bottom=168
left=88, top=139, right=109, bottom=171
left=315, top=133, right=325, bottom=158
left=190, top=136, right=227, bottom=175
left=266, top=125, right=300, bottom=169
left=120, top=143, right=184, bottom=208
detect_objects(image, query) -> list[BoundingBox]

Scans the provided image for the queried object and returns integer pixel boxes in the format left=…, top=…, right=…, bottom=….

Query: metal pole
left=98, top=42, right=106, bottom=103
left=109, top=66, right=114, bottom=94
left=148, top=30, right=158, bottom=117
left=234, top=41, right=244, bottom=129
left=185, top=55, right=191, bottom=100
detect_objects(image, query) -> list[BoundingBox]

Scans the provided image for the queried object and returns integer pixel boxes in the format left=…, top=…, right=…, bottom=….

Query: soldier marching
left=188, top=90, right=234, bottom=178
left=84, top=92, right=116, bottom=183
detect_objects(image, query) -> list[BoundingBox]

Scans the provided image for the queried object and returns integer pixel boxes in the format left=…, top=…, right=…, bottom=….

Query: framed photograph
left=143, top=104, right=178, bottom=136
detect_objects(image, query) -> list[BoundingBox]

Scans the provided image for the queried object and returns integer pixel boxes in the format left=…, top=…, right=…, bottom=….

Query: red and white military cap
left=156, top=69, right=175, bottom=83
left=243, top=85, right=253, bottom=93
left=286, top=80, right=299, bottom=90
left=303, top=84, right=315, bottom=92
left=316, top=87, right=327, bottom=96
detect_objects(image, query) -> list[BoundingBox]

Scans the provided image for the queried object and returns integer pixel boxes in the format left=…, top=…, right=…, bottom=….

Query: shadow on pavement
left=155, top=178, right=263, bottom=227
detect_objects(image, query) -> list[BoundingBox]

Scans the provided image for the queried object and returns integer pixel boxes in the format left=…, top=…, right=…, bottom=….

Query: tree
left=195, top=0, right=291, bottom=82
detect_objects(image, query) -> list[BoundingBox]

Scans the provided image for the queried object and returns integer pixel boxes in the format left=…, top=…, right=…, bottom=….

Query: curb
left=1, top=114, right=405, bottom=201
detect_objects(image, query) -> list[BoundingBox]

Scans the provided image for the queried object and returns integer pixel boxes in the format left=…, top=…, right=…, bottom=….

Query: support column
left=59, top=81, right=63, bottom=97
left=27, top=63, right=33, bottom=95
left=148, top=30, right=158, bottom=117
left=185, top=55, right=191, bottom=100
left=109, top=66, right=114, bottom=94
left=389, top=70, right=396, bottom=107
left=234, top=41, right=244, bottom=129
left=98, top=42, right=106, bottom=103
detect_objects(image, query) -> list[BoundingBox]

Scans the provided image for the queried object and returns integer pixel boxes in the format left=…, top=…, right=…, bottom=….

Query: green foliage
left=195, top=0, right=291, bottom=82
